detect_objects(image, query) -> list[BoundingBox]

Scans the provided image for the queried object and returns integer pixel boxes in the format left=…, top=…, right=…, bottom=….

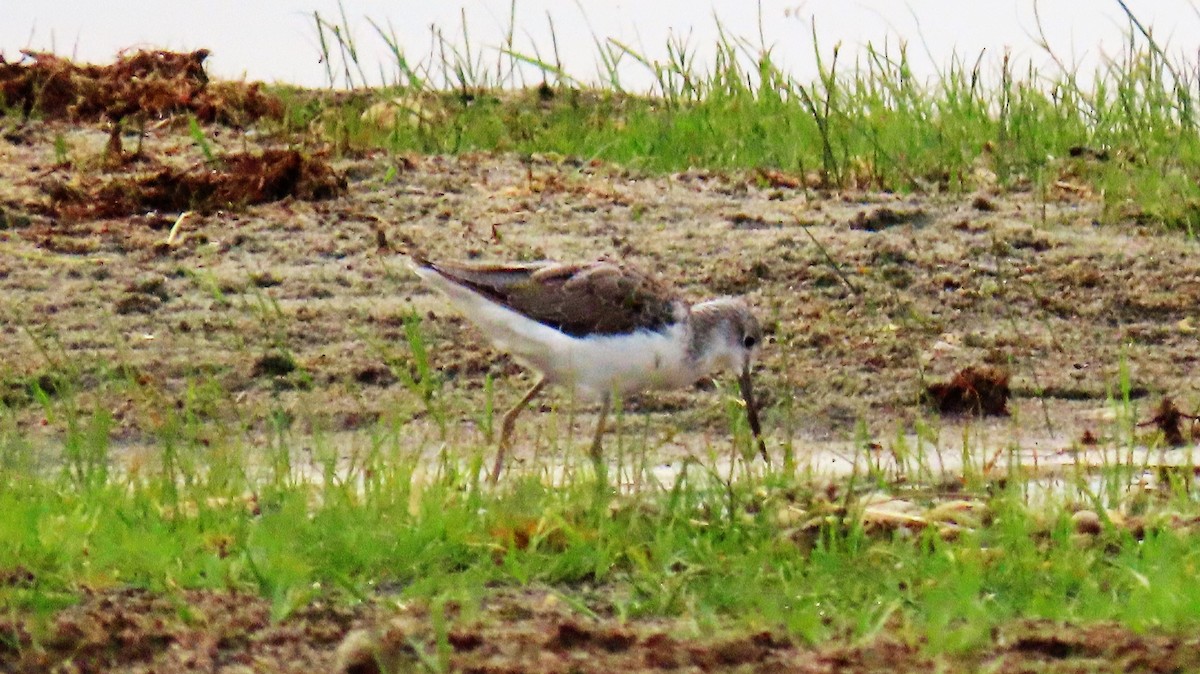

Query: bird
left=409, top=254, right=766, bottom=482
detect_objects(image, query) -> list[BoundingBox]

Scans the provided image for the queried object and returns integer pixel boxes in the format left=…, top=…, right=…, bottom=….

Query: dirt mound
left=0, top=49, right=280, bottom=124
left=43, top=148, right=346, bottom=219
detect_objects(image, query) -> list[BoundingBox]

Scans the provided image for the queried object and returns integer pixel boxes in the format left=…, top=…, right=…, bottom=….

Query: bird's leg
left=491, top=376, right=547, bottom=483
left=589, top=394, right=612, bottom=465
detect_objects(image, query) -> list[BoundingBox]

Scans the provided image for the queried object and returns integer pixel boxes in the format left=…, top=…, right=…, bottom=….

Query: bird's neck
left=686, top=301, right=736, bottom=376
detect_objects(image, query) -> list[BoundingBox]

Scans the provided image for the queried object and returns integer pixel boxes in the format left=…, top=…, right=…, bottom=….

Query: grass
left=288, top=2, right=1200, bottom=233
left=4, top=326, right=1200, bottom=654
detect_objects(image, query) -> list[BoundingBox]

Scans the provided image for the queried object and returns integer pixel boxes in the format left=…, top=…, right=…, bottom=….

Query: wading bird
left=411, top=255, right=766, bottom=481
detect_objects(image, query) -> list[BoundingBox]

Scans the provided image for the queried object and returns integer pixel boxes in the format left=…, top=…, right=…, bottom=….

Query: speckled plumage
left=419, top=256, right=686, bottom=338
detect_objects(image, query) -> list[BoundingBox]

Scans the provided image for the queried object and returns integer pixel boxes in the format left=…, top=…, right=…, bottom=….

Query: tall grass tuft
left=304, top=4, right=1200, bottom=230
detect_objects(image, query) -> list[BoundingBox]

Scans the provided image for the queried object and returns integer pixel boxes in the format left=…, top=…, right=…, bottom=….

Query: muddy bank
left=3, top=126, right=1199, bottom=452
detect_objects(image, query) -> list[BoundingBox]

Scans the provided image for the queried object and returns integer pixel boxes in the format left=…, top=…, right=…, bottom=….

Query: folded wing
left=423, top=257, right=685, bottom=338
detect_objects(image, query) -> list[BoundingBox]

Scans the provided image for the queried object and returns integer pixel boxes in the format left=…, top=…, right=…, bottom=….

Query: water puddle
left=26, top=413, right=1199, bottom=508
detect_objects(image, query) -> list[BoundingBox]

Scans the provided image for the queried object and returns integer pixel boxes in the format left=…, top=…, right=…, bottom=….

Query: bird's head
left=691, top=297, right=767, bottom=461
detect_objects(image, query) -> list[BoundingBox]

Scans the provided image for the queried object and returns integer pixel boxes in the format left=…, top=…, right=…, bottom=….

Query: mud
left=4, top=587, right=1199, bottom=673
left=3, top=119, right=1199, bottom=449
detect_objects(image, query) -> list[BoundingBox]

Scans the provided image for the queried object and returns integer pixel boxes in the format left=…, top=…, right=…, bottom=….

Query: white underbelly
left=545, top=325, right=694, bottom=399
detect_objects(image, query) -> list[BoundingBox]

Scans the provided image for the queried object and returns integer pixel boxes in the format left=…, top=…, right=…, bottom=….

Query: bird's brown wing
left=424, top=257, right=685, bottom=337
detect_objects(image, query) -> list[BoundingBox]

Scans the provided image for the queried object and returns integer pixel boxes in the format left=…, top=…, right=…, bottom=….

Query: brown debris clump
left=45, top=149, right=346, bottom=220
left=755, top=167, right=802, bottom=189
left=923, top=366, right=1011, bottom=416
left=1138, top=397, right=1198, bottom=447
left=849, top=206, right=927, bottom=232
left=0, top=49, right=281, bottom=124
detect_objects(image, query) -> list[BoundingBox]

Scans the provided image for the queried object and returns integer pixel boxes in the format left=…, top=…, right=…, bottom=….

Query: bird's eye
left=743, top=335, right=757, bottom=349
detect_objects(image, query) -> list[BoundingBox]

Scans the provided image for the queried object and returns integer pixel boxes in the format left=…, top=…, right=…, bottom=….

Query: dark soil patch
left=331, top=599, right=1200, bottom=674
left=971, top=194, right=998, bottom=211
left=1067, top=145, right=1112, bottom=161
left=728, top=212, right=780, bottom=230
left=4, top=588, right=1199, bottom=674
left=0, top=588, right=366, bottom=674
left=849, top=206, right=927, bottom=231
left=354, top=364, right=397, bottom=387
left=923, top=366, right=1011, bottom=416
left=990, top=620, right=1200, bottom=672
left=0, top=49, right=280, bottom=124
left=114, top=292, right=162, bottom=315
left=44, top=148, right=346, bottom=219
left=253, top=351, right=298, bottom=378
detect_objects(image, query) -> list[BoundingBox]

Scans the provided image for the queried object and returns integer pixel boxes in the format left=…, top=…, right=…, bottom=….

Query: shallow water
left=68, top=414, right=1198, bottom=509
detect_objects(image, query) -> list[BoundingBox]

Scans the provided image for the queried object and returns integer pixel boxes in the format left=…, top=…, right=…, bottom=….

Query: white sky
left=4, top=1, right=1199, bottom=89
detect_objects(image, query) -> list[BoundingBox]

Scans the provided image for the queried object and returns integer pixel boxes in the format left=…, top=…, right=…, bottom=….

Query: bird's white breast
left=560, top=324, right=694, bottom=399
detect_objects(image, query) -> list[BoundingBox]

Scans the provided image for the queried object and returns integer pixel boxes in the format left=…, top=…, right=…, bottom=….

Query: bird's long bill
left=738, top=366, right=768, bottom=464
